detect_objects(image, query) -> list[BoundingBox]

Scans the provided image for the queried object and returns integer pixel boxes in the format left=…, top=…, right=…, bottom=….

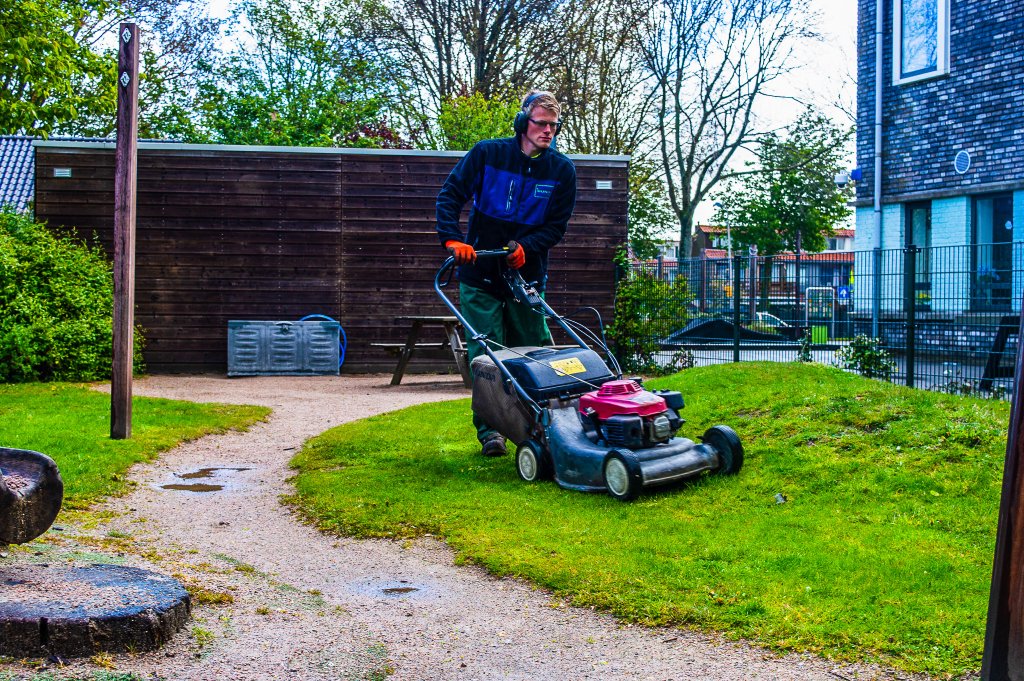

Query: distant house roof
left=0, top=135, right=34, bottom=211
left=695, top=224, right=724, bottom=235
left=699, top=248, right=854, bottom=263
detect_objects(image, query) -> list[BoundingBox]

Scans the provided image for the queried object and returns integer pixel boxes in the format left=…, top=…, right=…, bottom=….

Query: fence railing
left=621, top=243, right=1022, bottom=398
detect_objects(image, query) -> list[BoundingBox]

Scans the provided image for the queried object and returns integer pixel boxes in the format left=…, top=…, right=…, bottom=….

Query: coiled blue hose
left=299, top=315, right=347, bottom=368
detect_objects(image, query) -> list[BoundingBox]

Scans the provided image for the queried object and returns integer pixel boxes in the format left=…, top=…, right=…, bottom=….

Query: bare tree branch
left=640, top=0, right=816, bottom=257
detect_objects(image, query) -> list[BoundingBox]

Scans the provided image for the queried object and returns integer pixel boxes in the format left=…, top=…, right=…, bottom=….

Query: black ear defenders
left=513, top=93, right=562, bottom=136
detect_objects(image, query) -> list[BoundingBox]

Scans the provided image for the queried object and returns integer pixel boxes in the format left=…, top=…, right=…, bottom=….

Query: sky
left=199, top=0, right=859, bottom=232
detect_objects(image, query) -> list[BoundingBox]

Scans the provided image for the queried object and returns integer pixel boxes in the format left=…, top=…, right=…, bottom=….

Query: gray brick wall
left=857, top=0, right=1024, bottom=201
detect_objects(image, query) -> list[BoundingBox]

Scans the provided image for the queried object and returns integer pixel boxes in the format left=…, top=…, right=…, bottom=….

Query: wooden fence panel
left=34, top=144, right=626, bottom=374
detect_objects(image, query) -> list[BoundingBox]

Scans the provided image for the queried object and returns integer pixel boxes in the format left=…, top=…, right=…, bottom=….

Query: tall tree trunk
left=678, top=212, right=692, bottom=261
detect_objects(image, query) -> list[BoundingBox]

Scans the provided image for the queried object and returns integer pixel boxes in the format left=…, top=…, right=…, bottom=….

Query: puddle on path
left=178, top=467, right=251, bottom=480
left=160, top=467, right=253, bottom=492
left=347, top=579, right=438, bottom=600
left=160, top=483, right=223, bottom=492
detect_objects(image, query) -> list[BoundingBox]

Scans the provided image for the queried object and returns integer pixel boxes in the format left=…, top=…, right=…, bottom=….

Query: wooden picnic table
left=370, top=316, right=473, bottom=388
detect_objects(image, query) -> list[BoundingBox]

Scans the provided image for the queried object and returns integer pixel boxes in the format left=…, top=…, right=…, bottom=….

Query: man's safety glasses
left=528, top=117, right=562, bottom=133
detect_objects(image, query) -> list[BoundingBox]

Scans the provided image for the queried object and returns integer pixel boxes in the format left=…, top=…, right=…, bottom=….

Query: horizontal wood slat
left=35, top=146, right=625, bottom=373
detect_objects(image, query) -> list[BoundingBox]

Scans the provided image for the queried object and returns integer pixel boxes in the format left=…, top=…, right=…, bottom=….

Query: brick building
left=854, top=0, right=1024, bottom=315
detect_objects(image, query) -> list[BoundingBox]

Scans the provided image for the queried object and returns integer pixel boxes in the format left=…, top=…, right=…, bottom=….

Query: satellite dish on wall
left=954, top=150, right=971, bottom=174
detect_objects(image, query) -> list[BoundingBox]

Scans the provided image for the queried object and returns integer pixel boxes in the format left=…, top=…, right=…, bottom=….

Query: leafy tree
left=713, top=109, right=853, bottom=310
left=363, top=0, right=560, bottom=143
left=435, top=92, right=519, bottom=151
left=0, top=0, right=114, bottom=136
left=60, top=0, right=225, bottom=139
left=184, top=0, right=400, bottom=147
left=553, top=0, right=657, bottom=158
left=628, top=160, right=674, bottom=260
left=0, top=208, right=145, bottom=381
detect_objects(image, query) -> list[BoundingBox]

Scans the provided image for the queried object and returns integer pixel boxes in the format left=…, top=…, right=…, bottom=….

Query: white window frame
left=892, top=0, right=950, bottom=86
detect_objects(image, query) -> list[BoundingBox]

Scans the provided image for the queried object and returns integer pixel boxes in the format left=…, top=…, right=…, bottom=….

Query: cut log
left=0, top=448, right=64, bottom=545
left=0, top=564, right=191, bottom=657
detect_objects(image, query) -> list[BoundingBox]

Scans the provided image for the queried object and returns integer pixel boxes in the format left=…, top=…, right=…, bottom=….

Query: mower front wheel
left=702, top=425, right=744, bottom=476
left=603, top=449, right=643, bottom=502
left=515, top=440, right=549, bottom=482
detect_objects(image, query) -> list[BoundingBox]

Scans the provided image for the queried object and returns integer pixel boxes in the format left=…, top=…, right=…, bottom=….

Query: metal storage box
left=228, top=320, right=340, bottom=376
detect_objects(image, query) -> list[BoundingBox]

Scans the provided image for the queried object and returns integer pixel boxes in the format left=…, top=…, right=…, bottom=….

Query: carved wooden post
left=982, top=301, right=1024, bottom=680
left=111, top=23, right=139, bottom=440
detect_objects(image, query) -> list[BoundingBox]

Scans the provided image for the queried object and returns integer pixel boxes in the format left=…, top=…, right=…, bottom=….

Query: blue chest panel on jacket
left=475, top=165, right=558, bottom=226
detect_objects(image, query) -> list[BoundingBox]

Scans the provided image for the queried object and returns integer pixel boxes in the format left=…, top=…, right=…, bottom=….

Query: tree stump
left=0, top=564, right=191, bottom=657
left=0, top=447, right=64, bottom=545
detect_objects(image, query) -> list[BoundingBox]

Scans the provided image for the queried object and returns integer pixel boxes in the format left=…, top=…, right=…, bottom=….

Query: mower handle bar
left=434, top=254, right=542, bottom=418
left=434, top=253, right=592, bottom=353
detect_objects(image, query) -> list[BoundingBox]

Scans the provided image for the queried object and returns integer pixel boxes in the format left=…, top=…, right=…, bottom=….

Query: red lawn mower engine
left=579, top=380, right=686, bottom=449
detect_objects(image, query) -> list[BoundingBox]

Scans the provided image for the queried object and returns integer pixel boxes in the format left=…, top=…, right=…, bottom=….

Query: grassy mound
left=288, top=363, right=1008, bottom=675
left=0, top=383, right=269, bottom=508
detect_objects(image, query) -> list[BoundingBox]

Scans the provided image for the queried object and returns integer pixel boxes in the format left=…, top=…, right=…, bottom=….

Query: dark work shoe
left=481, top=436, right=507, bottom=457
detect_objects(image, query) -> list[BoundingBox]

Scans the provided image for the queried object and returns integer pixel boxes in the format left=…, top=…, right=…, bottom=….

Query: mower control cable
left=476, top=338, right=604, bottom=391
left=528, top=307, right=622, bottom=377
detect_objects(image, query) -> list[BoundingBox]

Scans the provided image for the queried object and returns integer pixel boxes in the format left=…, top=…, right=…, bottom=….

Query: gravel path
left=1, top=374, right=906, bottom=680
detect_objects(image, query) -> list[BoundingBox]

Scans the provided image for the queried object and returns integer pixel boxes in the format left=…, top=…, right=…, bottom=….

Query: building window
left=893, top=0, right=949, bottom=85
left=972, top=194, right=1014, bottom=311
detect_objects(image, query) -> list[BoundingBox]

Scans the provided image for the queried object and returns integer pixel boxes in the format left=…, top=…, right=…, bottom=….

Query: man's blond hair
left=522, top=90, right=561, bottom=118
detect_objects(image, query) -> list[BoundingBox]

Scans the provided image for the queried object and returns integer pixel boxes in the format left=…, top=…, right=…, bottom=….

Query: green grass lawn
left=288, top=363, right=1009, bottom=675
left=0, top=383, right=269, bottom=508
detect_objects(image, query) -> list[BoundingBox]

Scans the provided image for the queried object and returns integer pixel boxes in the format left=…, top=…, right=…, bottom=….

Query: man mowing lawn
left=436, top=90, right=578, bottom=457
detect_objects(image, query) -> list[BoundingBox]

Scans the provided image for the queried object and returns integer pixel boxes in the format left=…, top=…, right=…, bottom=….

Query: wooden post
left=111, top=23, right=139, bottom=440
left=983, top=298, right=1024, bottom=680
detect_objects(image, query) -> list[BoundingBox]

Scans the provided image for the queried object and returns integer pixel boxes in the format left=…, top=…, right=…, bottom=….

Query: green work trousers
left=460, top=282, right=552, bottom=443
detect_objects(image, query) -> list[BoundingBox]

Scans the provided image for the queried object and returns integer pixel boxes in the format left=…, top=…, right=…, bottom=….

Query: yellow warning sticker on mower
left=549, top=357, right=586, bottom=376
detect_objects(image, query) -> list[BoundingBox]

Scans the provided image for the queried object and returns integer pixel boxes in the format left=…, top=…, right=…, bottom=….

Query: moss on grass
left=288, top=363, right=1009, bottom=675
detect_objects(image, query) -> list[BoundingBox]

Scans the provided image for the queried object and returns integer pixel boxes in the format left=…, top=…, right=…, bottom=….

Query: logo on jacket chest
left=533, top=183, right=554, bottom=198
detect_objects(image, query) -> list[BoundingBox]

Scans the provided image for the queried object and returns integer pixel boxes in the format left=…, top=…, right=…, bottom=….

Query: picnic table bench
left=372, top=316, right=598, bottom=389
left=371, top=316, right=473, bottom=388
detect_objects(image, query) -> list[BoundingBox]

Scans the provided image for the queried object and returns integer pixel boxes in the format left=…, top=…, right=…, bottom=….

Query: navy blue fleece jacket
left=436, top=136, right=577, bottom=293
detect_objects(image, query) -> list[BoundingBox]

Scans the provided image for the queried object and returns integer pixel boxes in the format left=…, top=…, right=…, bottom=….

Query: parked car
left=755, top=312, right=790, bottom=328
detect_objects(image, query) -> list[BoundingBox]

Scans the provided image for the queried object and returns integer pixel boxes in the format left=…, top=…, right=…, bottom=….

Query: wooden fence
left=33, top=141, right=627, bottom=374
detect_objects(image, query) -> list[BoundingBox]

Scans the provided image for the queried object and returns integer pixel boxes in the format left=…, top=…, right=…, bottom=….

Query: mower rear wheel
left=515, top=440, right=549, bottom=482
left=702, top=425, right=744, bottom=476
left=603, top=449, right=642, bottom=501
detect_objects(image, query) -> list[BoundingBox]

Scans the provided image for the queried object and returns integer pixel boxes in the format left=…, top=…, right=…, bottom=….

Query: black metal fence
left=621, top=243, right=1021, bottom=398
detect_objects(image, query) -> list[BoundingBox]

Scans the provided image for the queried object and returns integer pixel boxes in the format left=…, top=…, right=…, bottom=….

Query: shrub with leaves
left=834, top=334, right=894, bottom=380
left=606, top=272, right=693, bottom=374
left=796, top=328, right=812, bottom=363
left=436, top=92, right=520, bottom=151
left=0, top=209, right=145, bottom=381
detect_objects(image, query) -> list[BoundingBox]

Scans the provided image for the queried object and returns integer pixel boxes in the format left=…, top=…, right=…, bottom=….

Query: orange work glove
left=506, top=241, right=526, bottom=269
left=445, top=240, right=477, bottom=265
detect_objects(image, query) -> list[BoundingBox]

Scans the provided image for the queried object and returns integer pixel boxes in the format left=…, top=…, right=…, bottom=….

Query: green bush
left=437, top=92, right=520, bottom=151
left=606, top=272, right=692, bottom=374
left=0, top=209, right=145, bottom=381
left=834, top=334, right=894, bottom=380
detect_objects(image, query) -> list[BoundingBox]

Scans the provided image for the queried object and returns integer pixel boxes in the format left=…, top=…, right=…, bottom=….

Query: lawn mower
left=434, top=247, right=743, bottom=501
